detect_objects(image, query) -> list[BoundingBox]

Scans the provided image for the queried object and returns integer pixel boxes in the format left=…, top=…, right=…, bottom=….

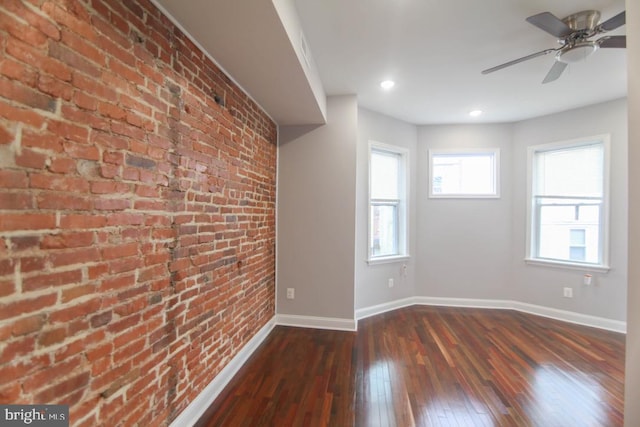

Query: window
left=429, top=149, right=499, bottom=198
left=369, top=142, right=408, bottom=262
left=527, top=137, right=609, bottom=269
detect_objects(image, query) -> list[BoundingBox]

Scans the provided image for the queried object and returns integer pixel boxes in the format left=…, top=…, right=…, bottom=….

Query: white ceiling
left=295, top=0, right=627, bottom=124
left=154, top=0, right=627, bottom=126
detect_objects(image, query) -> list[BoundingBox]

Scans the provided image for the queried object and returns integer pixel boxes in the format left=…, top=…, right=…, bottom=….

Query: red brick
left=0, top=9, right=48, bottom=47
left=41, top=232, right=94, bottom=249
left=98, top=164, right=118, bottom=179
left=0, top=193, right=34, bottom=210
left=15, top=148, right=48, bottom=169
left=63, top=141, right=100, bottom=160
left=21, top=129, right=64, bottom=152
left=108, top=257, right=142, bottom=274
left=87, top=262, right=109, bottom=280
left=30, top=173, right=90, bottom=192
left=47, top=120, right=89, bottom=144
left=22, top=269, right=82, bottom=292
left=49, top=247, right=100, bottom=267
left=0, top=214, right=56, bottom=231
left=1, top=0, right=61, bottom=40
left=97, top=101, right=127, bottom=120
left=0, top=280, right=14, bottom=297
left=48, top=157, right=77, bottom=173
left=49, top=298, right=101, bottom=323
left=60, top=28, right=106, bottom=67
left=0, top=336, right=36, bottom=364
left=0, top=77, right=57, bottom=112
left=37, top=193, right=92, bottom=210
left=0, top=58, right=38, bottom=87
left=0, top=170, right=29, bottom=188
left=61, top=283, right=96, bottom=303
left=20, top=256, right=46, bottom=273
left=99, top=274, right=135, bottom=292
left=90, top=181, right=131, bottom=194
left=9, top=235, right=40, bottom=251
left=35, top=371, right=91, bottom=403
left=102, top=243, right=139, bottom=259
left=0, top=382, right=21, bottom=404
left=106, top=213, right=144, bottom=226
left=72, top=73, right=117, bottom=102
left=73, top=91, right=98, bottom=111
left=36, top=328, right=65, bottom=348
left=59, top=214, right=107, bottom=229
left=37, top=74, right=74, bottom=100
left=0, top=101, right=47, bottom=128
left=94, top=198, right=131, bottom=210
left=11, top=314, right=47, bottom=337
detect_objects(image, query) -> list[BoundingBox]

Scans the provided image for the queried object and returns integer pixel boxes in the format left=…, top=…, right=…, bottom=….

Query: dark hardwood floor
left=195, top=306, right=625, bottom=426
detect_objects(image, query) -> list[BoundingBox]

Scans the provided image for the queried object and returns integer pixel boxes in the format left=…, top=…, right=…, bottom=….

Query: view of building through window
left=429, top=150, right=499, bottom=197
left=531, top=140, right=606, bottom=266
left=369, top=145, right=406, bottom=259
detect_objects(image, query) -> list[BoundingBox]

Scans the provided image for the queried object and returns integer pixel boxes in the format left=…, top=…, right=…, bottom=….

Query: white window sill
left=524, top=258, right=610, bottom=273
left=367, top=255, right=411, bottom=266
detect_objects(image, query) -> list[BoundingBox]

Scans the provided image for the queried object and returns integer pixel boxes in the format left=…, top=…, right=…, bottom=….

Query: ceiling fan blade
left=526, top=12, right=573, bottom=38
left=542, top=61, right=568, bottom=84
left=482, top=49, right=558, bottom=74
left=598, top=35, right=626, bottom=48
left=598, top=11, right=625, bottom=32
left=481, top=48, right=558, bottom=75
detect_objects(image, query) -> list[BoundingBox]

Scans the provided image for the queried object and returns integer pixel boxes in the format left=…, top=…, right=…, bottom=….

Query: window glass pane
left=569, top=246, right=586, bottom=261
left=535, top=144, right=603, bottom=197
left=569, top=229, right=586, bottom=245
left=371, top=150, right=399, bottom=199
left=431, top=152, right=496, bottom=196
left=537, top=198, right=600, bottom=264
left=370, top=204, right=398, bottom=257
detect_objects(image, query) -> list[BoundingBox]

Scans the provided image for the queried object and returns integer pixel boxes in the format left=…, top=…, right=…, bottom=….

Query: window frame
left=368, top=141, right=409, bottom=264
left=428, top=148, right=500, bottom=198
left=525, top=135, right=611, bottom=271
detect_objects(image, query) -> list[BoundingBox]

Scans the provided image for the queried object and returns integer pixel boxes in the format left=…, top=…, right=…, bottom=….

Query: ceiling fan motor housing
left=563, top=10, right=601, bottom=32
left=556, top=10, right=601, bottom=64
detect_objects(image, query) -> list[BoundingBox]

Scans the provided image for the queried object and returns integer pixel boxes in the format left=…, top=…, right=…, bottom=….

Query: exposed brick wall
left=0, top=0, right=277, bottom=425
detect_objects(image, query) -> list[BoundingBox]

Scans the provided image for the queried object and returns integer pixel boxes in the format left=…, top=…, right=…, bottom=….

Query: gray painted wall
left=355, top=108, right=417, bottom=310
left=511, top=99, right=628, bottom=321
left=625, top=0, right=639, bottom=424
left=276, top=95, right=358, bottom=320
left=352, top=103, right=627, bottom=323
left=416, top=124, right=514, bottom=300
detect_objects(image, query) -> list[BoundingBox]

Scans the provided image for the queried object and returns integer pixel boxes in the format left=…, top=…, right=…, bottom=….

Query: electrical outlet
left=388, top=278, right=394, bottom=288
left=563, top=287, right=573, bottom=298
left=286, top=288, right=295, bottom=299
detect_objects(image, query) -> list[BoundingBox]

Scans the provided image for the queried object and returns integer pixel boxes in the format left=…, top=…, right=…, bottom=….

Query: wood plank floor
left=195, top=306, right=625, bottom=426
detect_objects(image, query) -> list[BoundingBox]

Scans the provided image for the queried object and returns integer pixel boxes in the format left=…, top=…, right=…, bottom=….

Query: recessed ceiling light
left=469, top=110, right=483, bottom=117
left=380, top=80, right=395, bottom=90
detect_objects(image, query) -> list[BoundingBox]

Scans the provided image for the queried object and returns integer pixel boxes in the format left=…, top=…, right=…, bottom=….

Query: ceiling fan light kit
left=482, top=9, right=626, bottom=83
left=557, top=41, right=598, bottom=64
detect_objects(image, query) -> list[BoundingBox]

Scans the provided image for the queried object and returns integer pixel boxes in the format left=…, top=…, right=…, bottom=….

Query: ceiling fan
left=482, top=10, right=626, bottom=83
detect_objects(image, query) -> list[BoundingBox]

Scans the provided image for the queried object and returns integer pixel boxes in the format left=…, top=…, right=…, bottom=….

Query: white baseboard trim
left=276, top=314, right=357, bottom=331
left=355, top=297, right=416, bottom=320
left=357, top=296, right=626, bottom=334
left=510, top=301, right=626, bottom=333
left=169, top=317, right=277, bottom=427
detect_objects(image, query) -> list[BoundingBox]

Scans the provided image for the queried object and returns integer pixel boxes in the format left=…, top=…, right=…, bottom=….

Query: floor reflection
left=525, top=365, right=608, bottom=426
